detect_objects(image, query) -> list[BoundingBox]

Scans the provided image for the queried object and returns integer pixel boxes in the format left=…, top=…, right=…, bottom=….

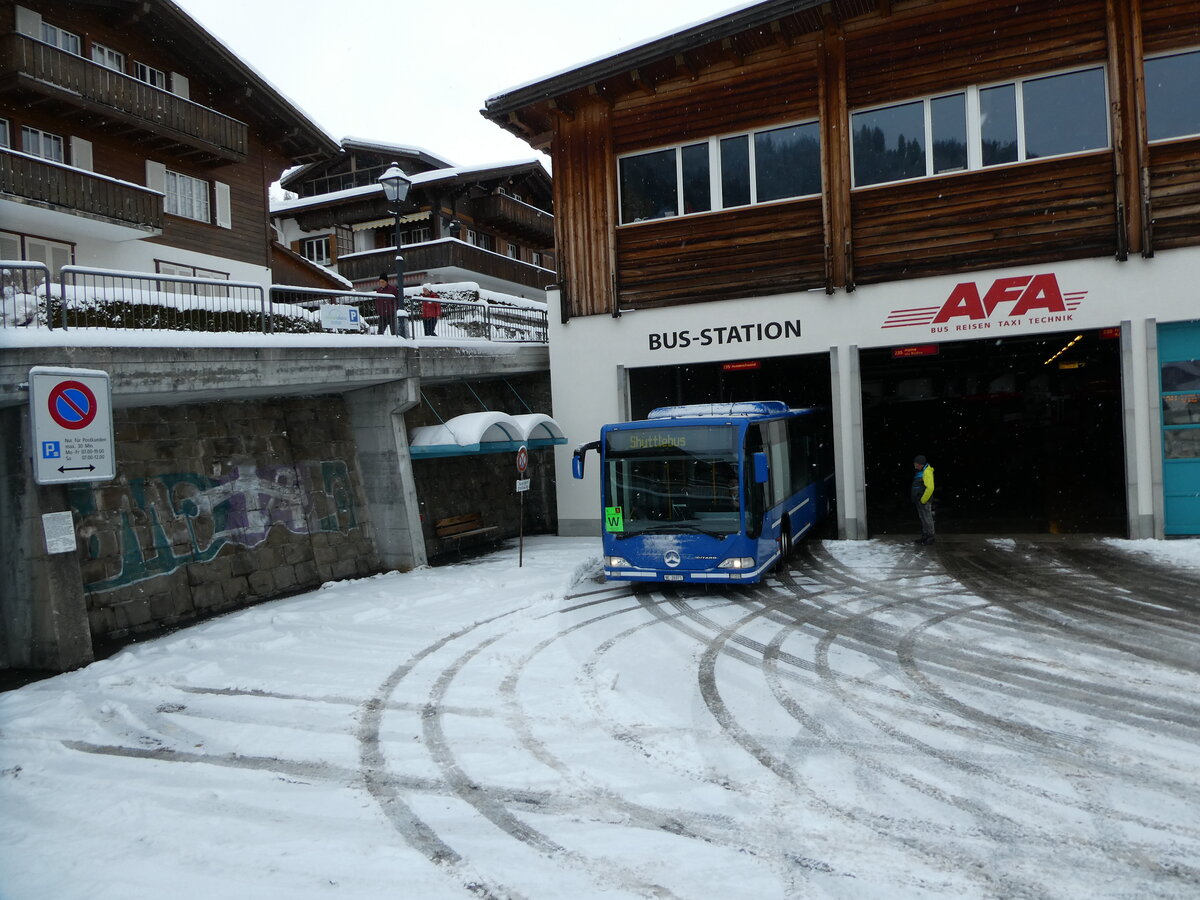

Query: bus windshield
left=604, top=424, right=742, bottom=537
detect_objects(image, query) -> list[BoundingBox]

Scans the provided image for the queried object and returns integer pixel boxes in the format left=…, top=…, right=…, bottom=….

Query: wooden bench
left=434, top=512, right=500, bottom=556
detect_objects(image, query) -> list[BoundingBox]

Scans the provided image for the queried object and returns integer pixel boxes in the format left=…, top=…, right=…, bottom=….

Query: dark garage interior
left=861, top=329, right=1126, bottom=536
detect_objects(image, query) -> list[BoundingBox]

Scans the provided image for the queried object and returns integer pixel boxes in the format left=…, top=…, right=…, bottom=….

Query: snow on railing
left=1, top=262, right=548, bottom=342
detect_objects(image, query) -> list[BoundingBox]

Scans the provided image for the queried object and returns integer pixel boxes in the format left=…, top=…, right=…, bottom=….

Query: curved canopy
left=409, top=412, right=566, bottom=459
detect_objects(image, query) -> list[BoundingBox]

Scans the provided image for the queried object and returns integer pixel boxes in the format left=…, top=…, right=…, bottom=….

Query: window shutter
left=214, top=181, right=232, bottom=229
left=15, top=6, right=41, bottom=38
left=70, top=137, right=93, bottom=171
left=145, top=160, right=166, bottom=193
left=171, top=72, right=189, bottom=99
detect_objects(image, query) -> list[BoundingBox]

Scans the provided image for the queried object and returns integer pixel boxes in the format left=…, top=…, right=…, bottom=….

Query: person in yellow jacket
left=911, top=455, right=935, bottom=545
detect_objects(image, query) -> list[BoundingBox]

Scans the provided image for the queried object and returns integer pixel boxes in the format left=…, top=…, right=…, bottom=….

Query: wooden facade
left=274, top=142, right=556, bottom=292
left=0, top=0, right=336, bottom=272
left=485, top=0, right=1200, bottom=319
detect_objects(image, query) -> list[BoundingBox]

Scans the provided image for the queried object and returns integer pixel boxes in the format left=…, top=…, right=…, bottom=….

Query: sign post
left=29, top=367, right=116, bottom=485
left=515, top=444, right=529, bottom=566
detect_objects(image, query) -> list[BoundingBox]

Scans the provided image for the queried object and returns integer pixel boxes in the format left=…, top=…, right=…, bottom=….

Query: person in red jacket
left=912, top=455, right=936, bottom=545
left=420, top=288, right=441, bottom=336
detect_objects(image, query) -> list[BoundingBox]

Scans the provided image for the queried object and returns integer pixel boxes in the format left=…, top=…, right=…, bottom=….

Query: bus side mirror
left=753, top=452, right=769, bottom=484
left=572, top=441, right=600, bottom=479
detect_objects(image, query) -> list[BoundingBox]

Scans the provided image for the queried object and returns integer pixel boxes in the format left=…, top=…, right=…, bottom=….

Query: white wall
left=548, top=247, right=1200, bottom=536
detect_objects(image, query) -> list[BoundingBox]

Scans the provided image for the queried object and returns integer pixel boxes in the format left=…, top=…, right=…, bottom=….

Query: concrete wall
left=1, top=343, right=554, bottom=672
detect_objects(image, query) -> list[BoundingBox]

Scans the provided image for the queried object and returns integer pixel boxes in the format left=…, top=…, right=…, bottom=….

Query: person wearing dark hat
left=374, top=272, right=403, bottom=337
left=911, top=455, right=935, bottom=545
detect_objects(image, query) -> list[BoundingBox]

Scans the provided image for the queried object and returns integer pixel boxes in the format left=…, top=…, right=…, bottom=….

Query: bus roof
left=646, top=401, right=793, bottom=420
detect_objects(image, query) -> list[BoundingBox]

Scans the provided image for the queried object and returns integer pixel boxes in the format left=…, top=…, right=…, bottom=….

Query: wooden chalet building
left=484, top=0, right=1200, bottom=540
left=271, top=139, right=556, bottom=299
left=0, top=0, right=336, bottom=284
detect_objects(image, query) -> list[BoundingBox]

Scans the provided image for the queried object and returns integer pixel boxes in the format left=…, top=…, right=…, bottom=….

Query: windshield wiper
left=636, top=524, right=727, bottom=538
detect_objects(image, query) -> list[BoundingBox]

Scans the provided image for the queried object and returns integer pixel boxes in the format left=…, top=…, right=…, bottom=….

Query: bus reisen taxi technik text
left=573, top=401, right=835, bottom=585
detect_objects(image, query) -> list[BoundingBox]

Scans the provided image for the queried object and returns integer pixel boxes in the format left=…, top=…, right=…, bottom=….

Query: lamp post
left=378, top=162, right=412, bottom=337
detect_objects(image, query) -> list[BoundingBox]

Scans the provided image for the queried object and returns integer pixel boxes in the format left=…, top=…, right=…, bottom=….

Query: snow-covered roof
left=270, top=158, right=549, bottom=214
left=409, top=412, right=566, bottom=458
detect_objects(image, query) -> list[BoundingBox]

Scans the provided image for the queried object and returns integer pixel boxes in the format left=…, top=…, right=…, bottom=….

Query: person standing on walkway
left=374, top=273, right=401, bottom=337
left=420, top=288, right=442, bottom=337
left=912, top=455, right=935, bottom=545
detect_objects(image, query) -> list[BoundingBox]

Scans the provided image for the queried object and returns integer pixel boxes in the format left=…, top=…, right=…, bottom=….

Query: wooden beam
left=721, top=37, right=745, bottom=68
left=630, top=68, right=656, bottom=96
left=549, top=97, right=575, bottom=121
left=1105, top=0, right=1148, bottom=258
left=588, top=83, right=615, bottom=108
left=769, top=20, right=792, bottom=49
left=674, top=53, right=700, bottom=81
left=818, top=11, right=851, bottom=292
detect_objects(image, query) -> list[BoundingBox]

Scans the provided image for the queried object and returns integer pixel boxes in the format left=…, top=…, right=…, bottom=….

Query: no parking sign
left=29, top=366, right=116, bottom=484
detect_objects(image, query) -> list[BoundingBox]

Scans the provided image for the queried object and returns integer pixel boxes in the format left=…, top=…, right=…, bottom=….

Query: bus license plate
left=664, top=574, right=684, bottom=582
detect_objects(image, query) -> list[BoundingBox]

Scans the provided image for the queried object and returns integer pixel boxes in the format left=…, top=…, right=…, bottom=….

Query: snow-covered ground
left=2, top=536, right=1199, bottom=899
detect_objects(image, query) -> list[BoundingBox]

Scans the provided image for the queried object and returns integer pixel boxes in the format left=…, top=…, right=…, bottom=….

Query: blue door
left=1159, top=321, right=1200, bottom=536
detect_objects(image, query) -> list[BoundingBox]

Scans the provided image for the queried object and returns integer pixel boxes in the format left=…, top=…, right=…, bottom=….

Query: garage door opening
left=861, top=329, right=1125, bottom=536
left=628, top=354, right=833, bottom=420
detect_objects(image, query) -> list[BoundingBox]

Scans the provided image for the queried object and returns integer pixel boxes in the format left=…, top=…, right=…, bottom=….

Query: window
left=41, top=22, right=80, bottom=55
left=134, top=62, right=167, bottom=90
left=852, top=66, right=1108, bottom=188
left=507, top=242, right=520, bottom=259
left=618, top=119, right=821, bottom=224
left=156, top=261, right=230, bottom=297
left=91, top=43, right=124, bottom=72
left=1021, top=68, right=1108, bottom=158
left=301, top=236, right=331, bottom=266
left=165, top=169, right=210, bottom=222
left=531, top=251, right=543, bottom=268
left=754, top=123, right=822, bottom=202
left=477, top=233, right=496, bottom=252
left=21, top=127, right=64, bottom=162
left=0, top=119, right=9, bottom=149
left=1146, top=49, right=1200, bottom=142
left=404, top=226, right=431, bottom=245
left=2, top=231, right=74, bottom=278
left=1161, top=360, right=1200, bottom=459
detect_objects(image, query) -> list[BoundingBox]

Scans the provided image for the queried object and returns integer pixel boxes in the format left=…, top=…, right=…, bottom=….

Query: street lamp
left=378, top=162, right=412, bottom=337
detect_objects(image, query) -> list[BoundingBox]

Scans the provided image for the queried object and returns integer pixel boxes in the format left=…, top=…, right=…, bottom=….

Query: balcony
left=1, top=149, right=163, bottom=235
left=0, top=34, right=248, bottom=165
left=338, top=239, right=555, bottom=296
left=463, top=194, right=554, bottom=244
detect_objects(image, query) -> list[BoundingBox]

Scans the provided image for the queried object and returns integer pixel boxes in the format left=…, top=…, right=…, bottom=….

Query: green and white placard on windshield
left=604, top=506, right=624, bottom=532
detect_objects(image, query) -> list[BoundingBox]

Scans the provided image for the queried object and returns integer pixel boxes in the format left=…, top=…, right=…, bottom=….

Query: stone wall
left=66, top=396, right=378, bottom=643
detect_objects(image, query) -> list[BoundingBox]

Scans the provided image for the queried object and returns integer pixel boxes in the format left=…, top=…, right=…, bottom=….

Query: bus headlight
left=718, top=557, right=756, bottom=570
left=605, top=556, right=633, bottom=568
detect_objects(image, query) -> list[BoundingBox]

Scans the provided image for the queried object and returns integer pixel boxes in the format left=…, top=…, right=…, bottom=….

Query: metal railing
left=1, top=262, right=549, bottom=342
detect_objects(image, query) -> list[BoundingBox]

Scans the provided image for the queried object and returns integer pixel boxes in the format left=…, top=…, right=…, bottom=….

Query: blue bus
left=572, top=401, right=835, bottom=585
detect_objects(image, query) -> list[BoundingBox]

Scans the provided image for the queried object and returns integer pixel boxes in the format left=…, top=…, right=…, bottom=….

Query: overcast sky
left=175, top=0, right=753, bottom=170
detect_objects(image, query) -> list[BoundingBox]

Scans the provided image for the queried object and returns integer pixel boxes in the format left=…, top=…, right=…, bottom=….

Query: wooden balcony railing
left=337, top=240, right=555, bottom=293
left=463, top=194, right=554, bottom=244
left=0, top=149, right=163, bottom=232
left=0, top=34, right=248, bottom=162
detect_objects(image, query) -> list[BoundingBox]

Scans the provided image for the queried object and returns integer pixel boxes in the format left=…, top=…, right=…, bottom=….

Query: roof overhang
left=409, top=412, right=566, bottom=459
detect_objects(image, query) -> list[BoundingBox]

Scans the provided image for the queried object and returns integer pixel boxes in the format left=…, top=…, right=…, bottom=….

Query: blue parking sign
left=42, top=441, right=61, bottom=459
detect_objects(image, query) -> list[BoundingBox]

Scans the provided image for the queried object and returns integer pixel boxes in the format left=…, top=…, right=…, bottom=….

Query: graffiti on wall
left=70, top=460, right=359, bottom=593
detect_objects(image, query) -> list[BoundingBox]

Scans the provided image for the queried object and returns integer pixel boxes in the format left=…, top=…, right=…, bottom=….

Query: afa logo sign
left=882, top=274, right=1087, bottom=334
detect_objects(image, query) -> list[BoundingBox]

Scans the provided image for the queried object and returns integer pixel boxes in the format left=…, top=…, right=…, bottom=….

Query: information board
left=29, top=366, right=116, bottom=484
